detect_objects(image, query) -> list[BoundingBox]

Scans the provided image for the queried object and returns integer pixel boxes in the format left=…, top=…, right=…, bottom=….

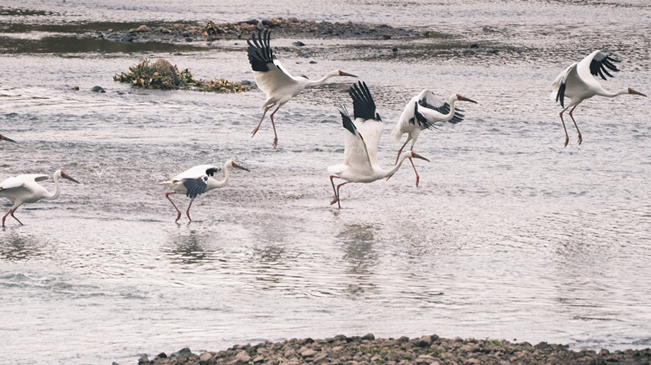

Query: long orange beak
left=338, top=71, right=357, bottom=77
left=61, top=171, right=80, bottom=184
left=457, top=95, right=478, bottom=104
left=232, top=162, right=250, bottom=172
left=629, top=88, right=647, bottom=97
left=411, top=152, right=430, bottom=162
left=0, top=134, right=16, bottom=143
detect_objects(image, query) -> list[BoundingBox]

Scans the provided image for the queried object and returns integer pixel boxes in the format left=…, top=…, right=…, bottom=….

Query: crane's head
left=338, top=70, right=357, bottom=77
left=60, top=171, right=80, bottom=184
left=456, top=94, right=478, bottom=103
left=628, top=88, right=647, bottom=97
left=230, top=161, right=250, bottom=172
left=0, top=134, right=16, bottom=143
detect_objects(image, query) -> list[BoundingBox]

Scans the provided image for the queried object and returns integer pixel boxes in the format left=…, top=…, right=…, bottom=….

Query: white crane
left=0, top=170, right=79, bottom=227
left=160, top=161, right=249, bottom=223
left=247, top=29, right=357, bottom=148
left=551, top=50, right=646, bottom=147
left=0, top=134, right=16, bottom=143
left=328, top=81, right=430, bottom=209
left=390, top=89, right=476, bottom=186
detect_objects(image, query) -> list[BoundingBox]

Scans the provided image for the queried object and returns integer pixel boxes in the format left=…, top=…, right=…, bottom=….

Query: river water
left=1, top=0, right=650, bottom=364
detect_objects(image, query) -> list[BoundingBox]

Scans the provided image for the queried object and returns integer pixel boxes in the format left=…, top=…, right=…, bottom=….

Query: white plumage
left=160, top=161, right=249, bottom=223
left=0, top=170, right=79, bottom=227
left=247, top=29, right=357, bottom=148
left=551, top=50, right=646, bottom=147
left=328, top=81, right=430, bottom=209
left=389, top=89, right=476, bottom=186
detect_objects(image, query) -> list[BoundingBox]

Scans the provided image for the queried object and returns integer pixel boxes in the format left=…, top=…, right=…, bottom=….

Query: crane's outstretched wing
left=350, top=81, right=381, bottom=122
left=551, top=62, right=578, bottom=108
left=584, top=50, right=620, bottom=81
left=247, top=29, right=296, bottom=96
left=348, top=81, right=383, bottom=166
left=339, top=107, right=373, bottom=174
left=173, top=165, right=221, bottom=181
left=419, top=91, right=464, bottom=124
left=183, top=176, right=209, bottom=198
left=0, top=176, right=24, bottom=191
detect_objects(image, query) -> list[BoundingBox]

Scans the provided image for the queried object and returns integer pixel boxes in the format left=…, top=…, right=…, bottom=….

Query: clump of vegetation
left=114, top=58, right=248, bottom=93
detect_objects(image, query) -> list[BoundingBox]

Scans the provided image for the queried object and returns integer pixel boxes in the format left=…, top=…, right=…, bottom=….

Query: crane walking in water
left=247, top=29, right=357, bottom=148
left=390, top=89, right=476, bottom=186
left=160, top=161, right=249, bottom=223
left=551, top=50, right=646, bottom=147
left=328, top=81, right=429, bottom=209
left=0, top=134, right=16, bottom=143
left=0, top=170, right=80, bottom=227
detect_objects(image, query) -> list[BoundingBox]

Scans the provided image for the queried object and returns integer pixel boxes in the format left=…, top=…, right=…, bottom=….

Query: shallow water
left=1, top=0, right=651, bottom=364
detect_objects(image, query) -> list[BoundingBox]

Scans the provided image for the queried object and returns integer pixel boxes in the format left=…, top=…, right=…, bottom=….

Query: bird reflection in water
left=0, top=233, right=44, bottom=261
left=337, top=224, right=380, bottom=296
left=165, top=231, right=218, bottom=266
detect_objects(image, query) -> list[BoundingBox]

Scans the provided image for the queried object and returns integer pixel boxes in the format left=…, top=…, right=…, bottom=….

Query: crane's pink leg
left=568, top=105, right=582, bottom=145
left=559, top=107, right=571, bottom=147
left=186, top=198, right=195, bottom=222
left=387, top=140, right=410, bottom=181
left=251, top=105, right=274, bottom=138
left=2, top=209, right=22, bottom=227
left=395, top=140, right=409, bottom=165
left=330, top=175, right=347, bottom=209
left=409, top=156, right=420, bottom=187
left=268, top=105, right=282, bottom=149
left=165, top=192, right=182, bottom=223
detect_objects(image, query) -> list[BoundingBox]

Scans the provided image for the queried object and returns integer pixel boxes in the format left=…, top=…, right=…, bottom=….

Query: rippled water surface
left=1, top=0, right=651, bottom=364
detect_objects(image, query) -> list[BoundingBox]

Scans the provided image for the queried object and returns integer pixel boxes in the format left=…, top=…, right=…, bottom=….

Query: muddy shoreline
left=131, top=335, right=651, bottom=365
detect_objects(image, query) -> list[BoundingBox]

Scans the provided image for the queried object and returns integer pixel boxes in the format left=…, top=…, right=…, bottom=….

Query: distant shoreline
left=132, top=334, right=651, bottom=365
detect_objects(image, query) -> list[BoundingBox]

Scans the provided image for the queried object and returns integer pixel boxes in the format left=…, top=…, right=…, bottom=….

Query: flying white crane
left=328, top=81, right=430, bottom=209
left=160, top=161, right=249, bottom=223
left=0, top=170, right=79, bottom=227
left=551, top=50, right=646, bottom=147
left=390, top=89, right=476, bottom=186
left=247, top=29, right=357, bottom=148
left=0, top=134, right=16, bottom=143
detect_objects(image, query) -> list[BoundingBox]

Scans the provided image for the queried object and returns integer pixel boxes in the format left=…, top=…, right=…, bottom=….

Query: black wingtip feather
left=247, top=29, right=274, bottom=72
left=349, top=81, right=379, bottom=122
left=556, top=82, right=566, bottom=108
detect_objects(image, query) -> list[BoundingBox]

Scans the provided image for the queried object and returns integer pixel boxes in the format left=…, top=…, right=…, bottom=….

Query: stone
left=138, top=354, right=149, bottom=364
left=91, top=86, right=105, bottom=93
left=200, top=352, right=216, bottom=365
left=70, top=85, right=79, bottom=90
left=416, top=355, right=437, bottom=364
left=137, top=25, right=150, bottom=32
left=235, top=350, right=251, bottom=362
left=301, top=349, right=317, bottom=357
left=252, top=355, right=265, bottom=363
left=293, top=41, right=305, bottom=46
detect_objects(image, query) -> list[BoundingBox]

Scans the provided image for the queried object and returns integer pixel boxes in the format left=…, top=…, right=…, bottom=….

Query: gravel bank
left=130, top=334, right=651, bottom=365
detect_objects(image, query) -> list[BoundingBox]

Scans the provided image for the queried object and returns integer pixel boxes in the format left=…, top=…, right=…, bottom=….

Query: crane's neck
left=44, top=172, right=62, bottom=200
left=208, top=161, right=232, bottom=190
left=597, top=88, right=630, bottom=98
left=443, top=94, right=459, bottom=121
left=304, top=70, right=340, bottom=87
left=377, top=152, right=414, bottom=179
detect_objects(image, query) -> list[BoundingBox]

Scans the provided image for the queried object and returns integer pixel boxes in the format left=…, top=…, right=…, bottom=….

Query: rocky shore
left=130, top=334, right=651, bottom=365
left=98, top=18, right=430, bottom=45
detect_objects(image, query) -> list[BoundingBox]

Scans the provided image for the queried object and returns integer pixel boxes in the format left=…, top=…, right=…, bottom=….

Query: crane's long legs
left=186, top=198, right=195, bottom=222
left=165, top=192, right=182, bottom=223
left=251, top=106, right=274, bottom=138
left=329, top=175, right=346, bottom=209
left=251, top=105, right=282, bottom=149
left=268, top=105, right=282, bottom=149
left=409, top=155, right=420, bottom=187
left=395, top=140, right=410, bottom=165
left=568, top=105, right=582, bottom=145
left=559, top=106, right=571, bottom=147
left=2, top=209, right=23, bottom=227
left=387, top=139, right=411, bottom=182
